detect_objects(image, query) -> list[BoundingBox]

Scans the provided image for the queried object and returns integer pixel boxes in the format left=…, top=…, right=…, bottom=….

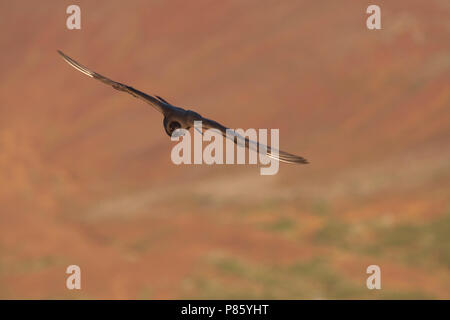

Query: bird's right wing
left=58, top=50, right=171, bottom=114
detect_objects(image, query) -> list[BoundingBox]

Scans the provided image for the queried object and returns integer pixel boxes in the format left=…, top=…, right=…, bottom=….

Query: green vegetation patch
left=313, top=211, right=450, bottom=269
left=180, top=254, right=432, bottom=299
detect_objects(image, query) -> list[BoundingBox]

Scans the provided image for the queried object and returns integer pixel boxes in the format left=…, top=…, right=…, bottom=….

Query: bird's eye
left=169, top=121, right=181, bottom=132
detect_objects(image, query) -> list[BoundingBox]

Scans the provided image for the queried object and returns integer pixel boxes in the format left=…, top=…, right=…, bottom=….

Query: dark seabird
left=58, top=50, right=308, bottom=164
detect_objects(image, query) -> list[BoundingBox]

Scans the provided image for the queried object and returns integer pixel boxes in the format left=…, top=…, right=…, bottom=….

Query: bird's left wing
left=199, top=116, right=308, bottom=164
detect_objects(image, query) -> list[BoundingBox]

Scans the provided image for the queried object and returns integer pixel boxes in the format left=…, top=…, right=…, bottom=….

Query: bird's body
left=57, top=50, right=308, bottom=164
left=162, top=109, right=199, bottom=136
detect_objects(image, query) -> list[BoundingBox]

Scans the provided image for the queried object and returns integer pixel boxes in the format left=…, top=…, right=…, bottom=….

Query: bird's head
left=163, top=117, right=187, bottom=137
left=165, top=120, right=181, bottom=136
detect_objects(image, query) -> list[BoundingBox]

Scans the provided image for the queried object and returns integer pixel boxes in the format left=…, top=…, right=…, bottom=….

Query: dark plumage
left=58, top=50, right=308, bottom=164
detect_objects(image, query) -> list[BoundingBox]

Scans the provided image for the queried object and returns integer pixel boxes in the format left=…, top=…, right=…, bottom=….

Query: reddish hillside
left=0, top=0, right=449, bottom=298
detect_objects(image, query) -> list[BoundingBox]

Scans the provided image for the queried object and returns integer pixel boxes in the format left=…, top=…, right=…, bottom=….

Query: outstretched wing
left=199, top=116, right=308, bottom=164
left=58, top=50, right=171, bottom=114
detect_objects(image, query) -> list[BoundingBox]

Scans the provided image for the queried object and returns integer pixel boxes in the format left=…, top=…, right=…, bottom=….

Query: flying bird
left=57, top=50, right=308, bottom=164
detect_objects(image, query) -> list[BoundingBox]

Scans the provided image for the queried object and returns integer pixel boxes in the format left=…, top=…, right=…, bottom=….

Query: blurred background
left=0, top=0, right=449, bottom=299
